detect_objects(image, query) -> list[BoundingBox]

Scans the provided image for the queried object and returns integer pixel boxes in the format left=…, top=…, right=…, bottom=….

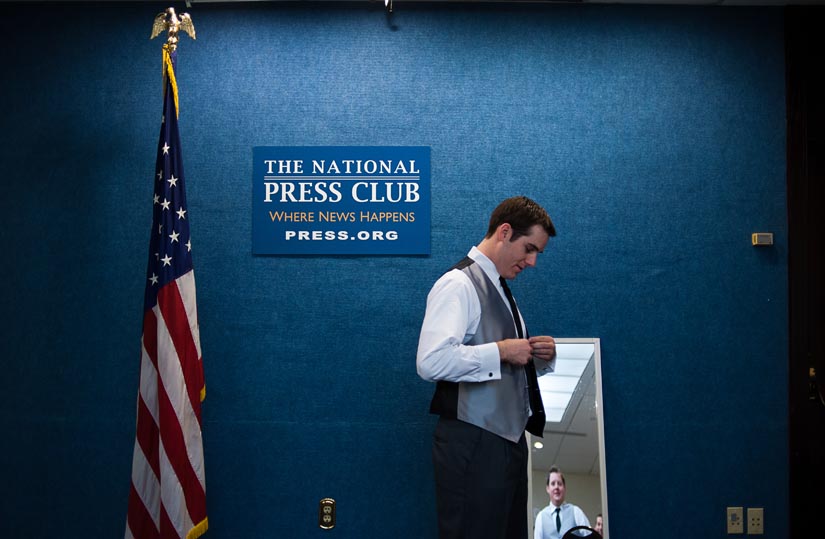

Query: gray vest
left=428, top=258, right=530, bottom=442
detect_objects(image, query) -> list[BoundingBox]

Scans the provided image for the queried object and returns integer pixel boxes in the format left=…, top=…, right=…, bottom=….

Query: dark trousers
left=432, top=417, right=528, bottom=539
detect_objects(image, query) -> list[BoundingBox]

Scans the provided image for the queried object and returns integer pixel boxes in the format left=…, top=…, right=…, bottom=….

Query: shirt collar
left=468, top=246, right=501, bottom=285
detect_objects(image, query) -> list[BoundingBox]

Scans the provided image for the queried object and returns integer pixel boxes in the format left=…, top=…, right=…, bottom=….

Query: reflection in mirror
left=528, top=339, right=607, bottom=538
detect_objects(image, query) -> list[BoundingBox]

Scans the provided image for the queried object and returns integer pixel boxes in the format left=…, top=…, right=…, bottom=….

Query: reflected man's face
left=546, top=472, right=566, bottom=506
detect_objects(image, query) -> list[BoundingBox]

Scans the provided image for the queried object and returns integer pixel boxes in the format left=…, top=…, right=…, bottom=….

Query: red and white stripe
left=126, top=271, right=207, bottom=539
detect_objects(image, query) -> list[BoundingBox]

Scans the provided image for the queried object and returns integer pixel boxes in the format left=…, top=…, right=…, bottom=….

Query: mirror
left=528, top=338, right=607, bottom=538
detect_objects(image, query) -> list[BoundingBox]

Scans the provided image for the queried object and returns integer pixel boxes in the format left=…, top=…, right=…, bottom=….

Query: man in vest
left=534, top=466, right=592, bottom=539
left=417, top=196, right=558, bottom=539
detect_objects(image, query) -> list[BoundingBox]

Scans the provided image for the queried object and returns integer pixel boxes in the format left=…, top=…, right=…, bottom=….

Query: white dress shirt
left=417, top=247, right=526, bottom=383
left=534, top=502, right=591, bottom=539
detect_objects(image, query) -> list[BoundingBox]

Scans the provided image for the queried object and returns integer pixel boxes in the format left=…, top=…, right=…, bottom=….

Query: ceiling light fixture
left=538, top=344, right=593, bottom=422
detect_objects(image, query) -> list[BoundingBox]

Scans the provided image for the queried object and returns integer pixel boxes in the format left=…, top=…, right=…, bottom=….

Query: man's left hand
left=528, top=335, right=556, bottom=362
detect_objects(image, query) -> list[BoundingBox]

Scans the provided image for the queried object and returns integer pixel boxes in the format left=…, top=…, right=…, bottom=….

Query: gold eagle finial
left=151, top=7, right=196, bottom=52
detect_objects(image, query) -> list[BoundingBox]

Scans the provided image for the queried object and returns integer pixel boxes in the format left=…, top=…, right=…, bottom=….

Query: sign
left=252, top=146, right=430, bottom=255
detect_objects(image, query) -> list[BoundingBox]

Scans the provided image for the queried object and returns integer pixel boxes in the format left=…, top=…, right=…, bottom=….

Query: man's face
left=595, top=516, right=603, bottom=534
left=497, top=224, right=550, bottom=280
left=546, top=472, right=566, bottom=506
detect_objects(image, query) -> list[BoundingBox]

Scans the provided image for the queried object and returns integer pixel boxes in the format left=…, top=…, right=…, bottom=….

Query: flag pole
left=151, top=7, right=196, bottom=118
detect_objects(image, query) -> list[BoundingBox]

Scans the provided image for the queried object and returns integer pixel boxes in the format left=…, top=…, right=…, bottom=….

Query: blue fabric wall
left=0, top=2, right=787, bottom=538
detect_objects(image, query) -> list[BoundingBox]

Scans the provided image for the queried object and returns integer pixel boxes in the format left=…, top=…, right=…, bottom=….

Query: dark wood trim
left=785, top=7, right=825, bottom=539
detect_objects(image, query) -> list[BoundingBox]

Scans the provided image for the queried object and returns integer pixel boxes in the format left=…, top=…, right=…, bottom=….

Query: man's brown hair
left=485, top=196, right=556, bottom=240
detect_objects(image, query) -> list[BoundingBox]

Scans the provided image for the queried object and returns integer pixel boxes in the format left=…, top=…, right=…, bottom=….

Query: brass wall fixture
left=751, top=232, right=774, bottom=246
left=319, top=498, right=336, bottom=530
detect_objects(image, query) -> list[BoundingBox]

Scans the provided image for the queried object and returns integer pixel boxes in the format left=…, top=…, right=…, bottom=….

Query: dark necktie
left=555, top=507, right=561, bottom=532
left=499, top=277, right=546, bottom=437
left=499, top=277, right=524, bottom=338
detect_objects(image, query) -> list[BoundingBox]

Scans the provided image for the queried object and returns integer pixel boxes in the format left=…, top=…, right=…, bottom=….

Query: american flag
left=126, top=47, right=208, bottom=539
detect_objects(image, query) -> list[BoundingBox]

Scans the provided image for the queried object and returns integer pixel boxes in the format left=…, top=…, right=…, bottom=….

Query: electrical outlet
left=727, top=507, right=744, bottom=534
left=747, top=507, right=764, bottom=535
left=318, top=498, right=336, bottom=530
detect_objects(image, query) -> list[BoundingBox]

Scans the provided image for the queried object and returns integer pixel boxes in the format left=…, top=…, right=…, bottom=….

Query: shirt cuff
left=477, top=342, right=502, bottom=380
left=534, top=356, right=556, bottom=376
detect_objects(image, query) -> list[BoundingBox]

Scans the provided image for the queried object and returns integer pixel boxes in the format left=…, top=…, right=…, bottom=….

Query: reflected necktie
left=499, top=277, right=546, bottom=437
left=555, top=507, right=561, bottom=533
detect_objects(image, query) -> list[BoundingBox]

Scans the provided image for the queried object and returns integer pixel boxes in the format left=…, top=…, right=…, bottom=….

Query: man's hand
left=497, top=339, right=534, bottom=366
left=529, top=335, right=556, bottom=363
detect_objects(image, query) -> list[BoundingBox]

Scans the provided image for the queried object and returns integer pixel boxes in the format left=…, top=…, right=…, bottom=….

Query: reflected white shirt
left=534, top=502, right=591, bottom=539
left=416, top=247, right=525, bottom=383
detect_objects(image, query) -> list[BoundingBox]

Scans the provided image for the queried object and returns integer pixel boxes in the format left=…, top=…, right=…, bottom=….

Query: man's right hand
left=497, top=339, right=533, bottom=366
